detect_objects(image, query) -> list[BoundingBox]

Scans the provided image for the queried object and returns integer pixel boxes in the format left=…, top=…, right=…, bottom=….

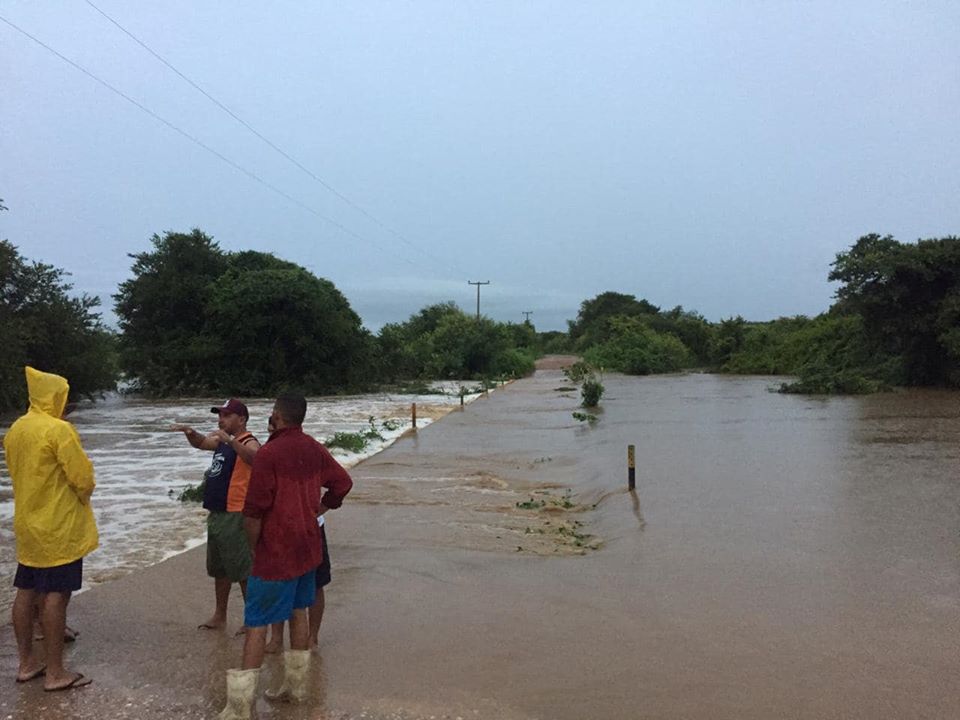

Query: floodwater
left=0, top=384, right=479, bottom=615
left=316, top=369, right=960, bottom=719
left=2, top=367, right=958, bottom=719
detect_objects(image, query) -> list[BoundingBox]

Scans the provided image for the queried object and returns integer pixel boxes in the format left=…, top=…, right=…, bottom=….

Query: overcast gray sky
left=2, top=1, right=958, bottom=331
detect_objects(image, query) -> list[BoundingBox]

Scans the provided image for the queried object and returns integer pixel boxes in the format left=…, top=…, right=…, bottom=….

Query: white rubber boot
left=265, top=649, right=310, bottom=703
left=217, top=668, right=259, bottom=720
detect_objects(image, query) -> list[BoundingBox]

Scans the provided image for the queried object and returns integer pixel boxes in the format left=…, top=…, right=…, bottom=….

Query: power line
left=0, top=13, right=427, bottom=273
left=82, top=0, right=461, bottom=278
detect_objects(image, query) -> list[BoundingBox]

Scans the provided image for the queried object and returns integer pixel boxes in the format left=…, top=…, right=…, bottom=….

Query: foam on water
left=0, top=383, right=487, bottom=608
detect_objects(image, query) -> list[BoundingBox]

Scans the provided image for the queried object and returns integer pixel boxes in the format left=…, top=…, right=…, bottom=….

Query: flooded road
left=318, top=370, right=960, bottom=719
left=0, top=386, right=477, bottom=615
left=1, top=367, right=957, bottom=719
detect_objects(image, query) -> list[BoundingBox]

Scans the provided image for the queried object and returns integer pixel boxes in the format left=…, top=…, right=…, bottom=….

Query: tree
left=648, top=306, right=713, bottom=365
left=426, top=313, right=512, bottom=377
left=114, top=230, right=375, bottom=394
left=568, top=292, right=660, bottom=348
left=829, top=234, right=960, bottom=385
left=710, top=316, right=746, bottom=367
left=504, top=321, right=537, bottom=351
left=0, top=239, right=117, bottom=411
left=205, top=252, right=375, bottom=393
left=114, top=229, right=228, bottom=392
left=375, top=302, right=463, bottom=381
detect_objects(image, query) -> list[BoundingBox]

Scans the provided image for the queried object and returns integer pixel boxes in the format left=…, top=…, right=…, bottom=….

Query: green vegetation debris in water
left=325, top=415, right=407, bottom=453
left=171, top=479, right=205, bottom=503
left=514, top=488, right=599, bottom=552
left=516, top=488, right=579, bottom=511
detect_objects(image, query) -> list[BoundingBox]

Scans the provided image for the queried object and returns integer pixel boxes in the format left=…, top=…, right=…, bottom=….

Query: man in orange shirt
left=172, top=399, right=260, bottom=631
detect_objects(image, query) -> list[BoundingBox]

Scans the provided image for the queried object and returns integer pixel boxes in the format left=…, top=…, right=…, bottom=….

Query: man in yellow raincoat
left=4, top=366, right=98, bottom=691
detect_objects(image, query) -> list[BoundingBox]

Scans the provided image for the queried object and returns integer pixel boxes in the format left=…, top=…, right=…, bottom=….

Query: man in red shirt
left=217, top=394, right=352, bottom=719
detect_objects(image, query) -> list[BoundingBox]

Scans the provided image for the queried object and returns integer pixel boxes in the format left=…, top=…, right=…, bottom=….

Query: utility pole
left=522, top=311, right=533, bottom=325
left=468, top=281, right=490, bottom=320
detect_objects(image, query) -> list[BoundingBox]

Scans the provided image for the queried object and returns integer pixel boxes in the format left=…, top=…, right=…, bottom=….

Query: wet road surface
left=2, top=362, right=958, bottom=718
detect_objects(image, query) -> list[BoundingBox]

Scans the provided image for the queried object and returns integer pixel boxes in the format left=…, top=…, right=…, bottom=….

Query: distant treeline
left=563, top=233, right=960, bottom=394
left=2, top=220, right=958, bottom=412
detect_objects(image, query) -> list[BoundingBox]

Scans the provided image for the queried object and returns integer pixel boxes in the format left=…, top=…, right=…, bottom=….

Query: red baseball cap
left=210, top=398, right=249, bottom=420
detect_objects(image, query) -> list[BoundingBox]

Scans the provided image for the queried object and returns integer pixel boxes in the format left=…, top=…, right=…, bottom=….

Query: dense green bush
left=722, top=313, right=902, bottom=393
left=562, top=360, right=595, bottom=384
left=569, top=292, right=660, bottom=349
left=583, top=317, right=692, bottom=375
left=538, top=330, right=574, bottom=354
left=709, top=316, right=746, bottom=367
left=580, top=378, right=604, bottom=407
left=779, top=366, right=885, bottom=395
left=375, top=303, right=537, bottom=381
left=496, top=347, right=537, bottom=378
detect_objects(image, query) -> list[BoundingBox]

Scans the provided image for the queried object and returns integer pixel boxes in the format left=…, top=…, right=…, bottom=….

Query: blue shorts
left=244, top=570, right=316, bottom=628
left=14, top=559, right=83, bottom=594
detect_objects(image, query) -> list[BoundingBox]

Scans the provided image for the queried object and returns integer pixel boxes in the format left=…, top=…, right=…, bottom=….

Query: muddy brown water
left=1, top=361, right=958, bottom=719
left=0, top=390, right=472, bottom=616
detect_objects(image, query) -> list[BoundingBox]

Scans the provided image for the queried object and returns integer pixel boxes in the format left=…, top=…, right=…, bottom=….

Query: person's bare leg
left=308, top=588, right=324, bottom=650
left=13, top=588, right=44, bottom=679
left=265, top=622, right=284, bottom=653
left=289, top=608, right=309, bottom=651
left=200, top=577, right=230, bottom=629
left=63, top=592, right=77, bottom=641
left=32, top=593, right=77, bottom=641
left=32, top=596, right=43, bottom=640
left=41, top=592, right=88, bottom=689
left=241, top=625, right=268, bottom=669
left=265, top=609, right=310, bottom=703
left=233, top=579, right=249, bottom=636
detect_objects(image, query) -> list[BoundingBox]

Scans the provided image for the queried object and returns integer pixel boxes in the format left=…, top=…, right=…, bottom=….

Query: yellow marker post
left=627, top=444, right=636, bottom=491
left=412, top=402, right=417, bottom=429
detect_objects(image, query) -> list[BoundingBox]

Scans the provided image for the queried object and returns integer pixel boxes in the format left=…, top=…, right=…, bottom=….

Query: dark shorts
left=207, top=511, right=252, bottom=582
left=14, top=558, right=83, bottom=594
left=316, top=525, right=331, bottom=588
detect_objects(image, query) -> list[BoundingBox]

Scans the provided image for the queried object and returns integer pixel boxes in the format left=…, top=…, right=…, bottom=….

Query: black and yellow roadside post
left=412, top=402, right=417, bottom=429
left=627, top=444, right=636, bottom=491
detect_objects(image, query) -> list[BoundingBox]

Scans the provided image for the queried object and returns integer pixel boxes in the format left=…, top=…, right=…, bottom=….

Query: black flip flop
left=44, top=673, right=93, bottom=692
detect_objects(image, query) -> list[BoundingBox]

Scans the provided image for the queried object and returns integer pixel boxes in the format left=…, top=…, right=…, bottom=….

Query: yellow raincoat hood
left=26, top=365, right=70, bottom=418
left=3, top=367, right=98, bottom=567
